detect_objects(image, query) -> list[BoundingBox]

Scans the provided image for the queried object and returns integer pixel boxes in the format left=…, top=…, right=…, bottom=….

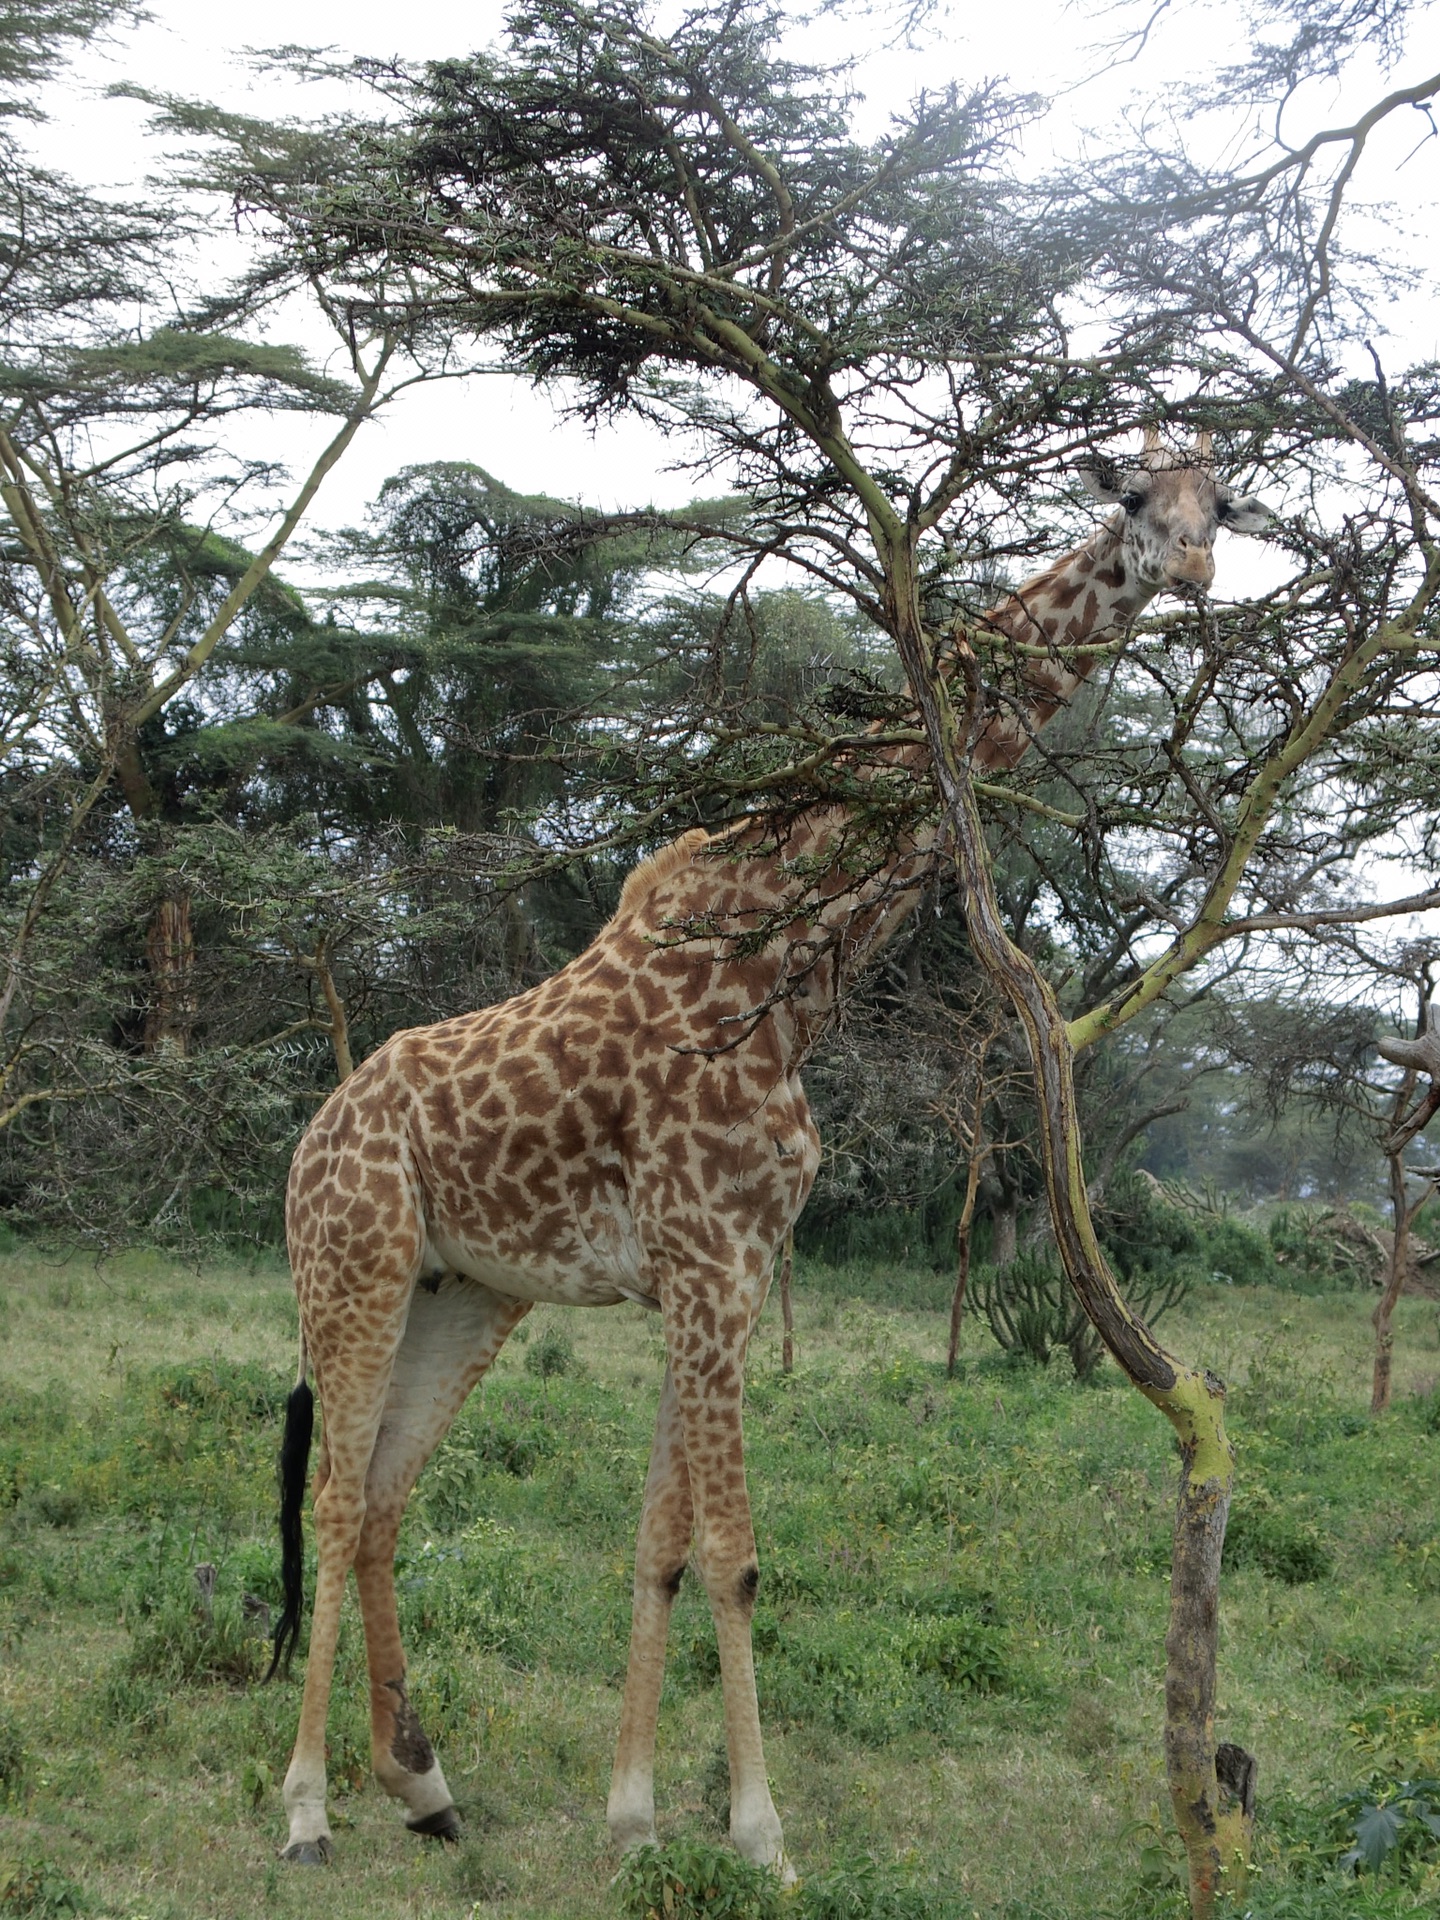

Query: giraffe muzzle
left=1165, top=546, right=1215, bottom=590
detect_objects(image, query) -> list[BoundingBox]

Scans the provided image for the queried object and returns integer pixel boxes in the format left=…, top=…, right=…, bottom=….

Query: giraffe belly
left=420, top=1217, right=646, bottom=1311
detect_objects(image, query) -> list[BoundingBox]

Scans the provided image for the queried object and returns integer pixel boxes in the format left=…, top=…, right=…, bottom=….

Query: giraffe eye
left=1120, top=491, right=1145, bottom=515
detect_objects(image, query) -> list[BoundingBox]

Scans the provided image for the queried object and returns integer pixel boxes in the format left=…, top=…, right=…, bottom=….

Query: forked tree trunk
left=948, top=774, right=1249, bottom=1913
left=904, top=637, right=1252, bottom=1918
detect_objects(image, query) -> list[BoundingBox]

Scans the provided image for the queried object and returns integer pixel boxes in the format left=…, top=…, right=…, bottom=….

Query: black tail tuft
left=263, top=1379, right=314, bottom=1683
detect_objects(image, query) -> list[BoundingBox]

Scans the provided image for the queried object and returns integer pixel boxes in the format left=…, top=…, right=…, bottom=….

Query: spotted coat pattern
left=275, top=442, right=1271, bottom=1870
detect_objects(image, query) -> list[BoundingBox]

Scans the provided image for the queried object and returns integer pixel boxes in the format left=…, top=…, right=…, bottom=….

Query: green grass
left=1, top=1244, right=1438, bottom=1917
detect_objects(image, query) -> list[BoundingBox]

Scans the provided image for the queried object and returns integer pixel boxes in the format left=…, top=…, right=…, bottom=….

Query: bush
left=0, top=1708, right=26, bottom=1803
left=614, top=1839, right=783, bottom=1920
left=0, top=1855, right=82, bottom=1915
left=152, top=1358, right=287, bottom=1424
left=894, top=1611, right=1010, bottom=1694
left=1199, top=1216, right=1277, bottom=1288
left=1267, top=1207, right=1370, bottom=1292
left=970, top=1251, right=1188, bottom=1378
left=1224, top=1496, right=1333, bottom=1585
left=798, top=1854, right=944, bottom=1918
left=524, top=1325, right=577, bottom=1381
left=117, top=1576, right=265, bottom=1689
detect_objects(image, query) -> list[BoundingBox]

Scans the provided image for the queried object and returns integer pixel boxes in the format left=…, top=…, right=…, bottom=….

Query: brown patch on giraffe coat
left=385, top=1677, right=436, bottom=1774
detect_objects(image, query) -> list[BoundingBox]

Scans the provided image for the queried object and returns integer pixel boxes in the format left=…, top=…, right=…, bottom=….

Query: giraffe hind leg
left=352, top=1276, right=532, bottom=1838
left=278, top=1240, right=419, bottom=1863
left=661, top=1262, right=785, bottom=1873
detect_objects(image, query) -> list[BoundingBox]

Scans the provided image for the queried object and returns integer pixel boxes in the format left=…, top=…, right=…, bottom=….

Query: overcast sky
left=24, top=0, right=1439, bottom=536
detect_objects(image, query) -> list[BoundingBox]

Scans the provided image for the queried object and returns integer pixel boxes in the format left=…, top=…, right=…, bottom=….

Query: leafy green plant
left=118, top=1579, right=263, bottom=1689
left=893, top=1611, right=1010, bottom=1695
left=614, top=1839, right=783, bottom=1920
left=1223, top=1494, right=1333, bottom=1585
left=1335, top=1781, right=1440, bottom=1880
left=970, top=1252, right=1188, bottom=1378
left=0, top=1709, right=26, bottom=1804
left=1267, top=1208, right=1369, bottom=1293
left=239, top=1758, right=272, bottom=1808
left=152, top=1359, right=287, bottom=1425
left=1349, top=1693, right=1440, bottom=1780
left=0, top=1855, right=82, bottom=1915
left=797, top=1852, right=942, bottom=1918
left=525, top=1325, right=577, bottom=1381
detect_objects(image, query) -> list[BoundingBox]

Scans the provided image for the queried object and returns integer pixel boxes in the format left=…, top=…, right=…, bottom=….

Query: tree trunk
left=991, top=1194, right=1017, bottom=1267
left=899, top=624, right=1251, bottom=1919
left=948, top=1097, right=986, bottom=1378
left=142, top=885, right=196, bottom=1054
left=778, top=1227, right=795, bottom=1374
left=312, top=946, right=354, bottom=1083
left=1372, top=1131, right=1412, bottom=1415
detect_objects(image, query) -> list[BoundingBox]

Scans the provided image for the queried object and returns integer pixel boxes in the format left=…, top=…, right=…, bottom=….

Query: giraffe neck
left=974, top=515, right=1159, bottom=771
left=632, top=516, right=1164, bottom=1068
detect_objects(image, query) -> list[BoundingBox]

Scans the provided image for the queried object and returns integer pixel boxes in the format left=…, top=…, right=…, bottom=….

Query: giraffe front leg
left=664, top=1278, right=786, bottom=1876
left=608, top=1362, right=694, bottom=1853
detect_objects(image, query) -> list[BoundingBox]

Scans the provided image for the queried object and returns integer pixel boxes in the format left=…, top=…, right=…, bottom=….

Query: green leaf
left=1353, top=1801, right=1403, bottom=1871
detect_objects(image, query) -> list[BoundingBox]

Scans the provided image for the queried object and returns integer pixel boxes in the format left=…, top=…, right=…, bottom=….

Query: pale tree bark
left=990, top=1192, right=1018, bottom=1267
left=1373, top=1136, right=1414, bottom=1416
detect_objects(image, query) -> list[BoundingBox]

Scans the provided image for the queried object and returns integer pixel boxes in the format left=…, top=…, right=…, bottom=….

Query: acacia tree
left=145, top=1, right=1440, bottom=1908
left=0, top=4, right=518, bottom=1098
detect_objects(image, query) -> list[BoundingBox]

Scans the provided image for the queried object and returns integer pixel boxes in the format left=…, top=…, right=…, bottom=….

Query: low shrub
left=1349, top=1692, right=1440, bottom=1783
left=524, top=1325, right=578, bottom=1381
left=1224, top=1496, right=1333, bottom=1584
left=152, top=1358, right=287, bottom=1425
left=614, top=1839, right=783, bottom=1920
left=0, top=1708, right=26, bottom=1803
left=970, top=1251, right=1188, bottom=1378
left=1333, top=1779, right=1440, bottom=1880
left=117, top=1577, right=265, bottom=1689
left=0, top=1855, right=82, bottom=1915
left=395, top=1523, right=549, bottom=1663
left=798, top=1853, right=945, bottom=1918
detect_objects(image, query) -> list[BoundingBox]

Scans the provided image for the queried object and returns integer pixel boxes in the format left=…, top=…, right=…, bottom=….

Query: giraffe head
left=1081, top=428, right=1273, bottom=594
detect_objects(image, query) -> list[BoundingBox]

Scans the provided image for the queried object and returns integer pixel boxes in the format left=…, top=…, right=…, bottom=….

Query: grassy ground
left=0, top=1245, right=1437, bottom=1918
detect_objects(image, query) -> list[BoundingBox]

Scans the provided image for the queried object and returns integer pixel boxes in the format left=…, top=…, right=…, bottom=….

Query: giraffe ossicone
left=269, top=435, right=1272, bottom=1872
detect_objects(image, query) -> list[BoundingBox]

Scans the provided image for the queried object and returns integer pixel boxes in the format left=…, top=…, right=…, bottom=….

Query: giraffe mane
left=617, top=827, right=712, bottom=915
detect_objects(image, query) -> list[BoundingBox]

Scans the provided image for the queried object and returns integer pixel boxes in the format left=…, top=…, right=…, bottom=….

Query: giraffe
left=270, top=435, right=1271, bottom=1869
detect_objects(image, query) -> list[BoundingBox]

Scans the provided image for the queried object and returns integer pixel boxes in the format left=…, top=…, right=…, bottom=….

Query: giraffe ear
left=1216, top=489, right=1273, bottom=535
left=1079, top=458, right=1145, bottom=507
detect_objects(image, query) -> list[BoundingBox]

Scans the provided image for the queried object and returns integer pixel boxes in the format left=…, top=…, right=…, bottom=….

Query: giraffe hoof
left=281, top=1836, right=333, bottom=1866
left=407, top=1804, right=462, bottom=1844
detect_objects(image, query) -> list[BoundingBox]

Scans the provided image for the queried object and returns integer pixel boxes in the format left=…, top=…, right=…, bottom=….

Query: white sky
left=24, top=0, right=1440, bottom=537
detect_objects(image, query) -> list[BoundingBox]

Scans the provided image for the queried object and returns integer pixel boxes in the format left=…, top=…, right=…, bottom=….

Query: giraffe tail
left=264, top=1332, right=313, bottom=1683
